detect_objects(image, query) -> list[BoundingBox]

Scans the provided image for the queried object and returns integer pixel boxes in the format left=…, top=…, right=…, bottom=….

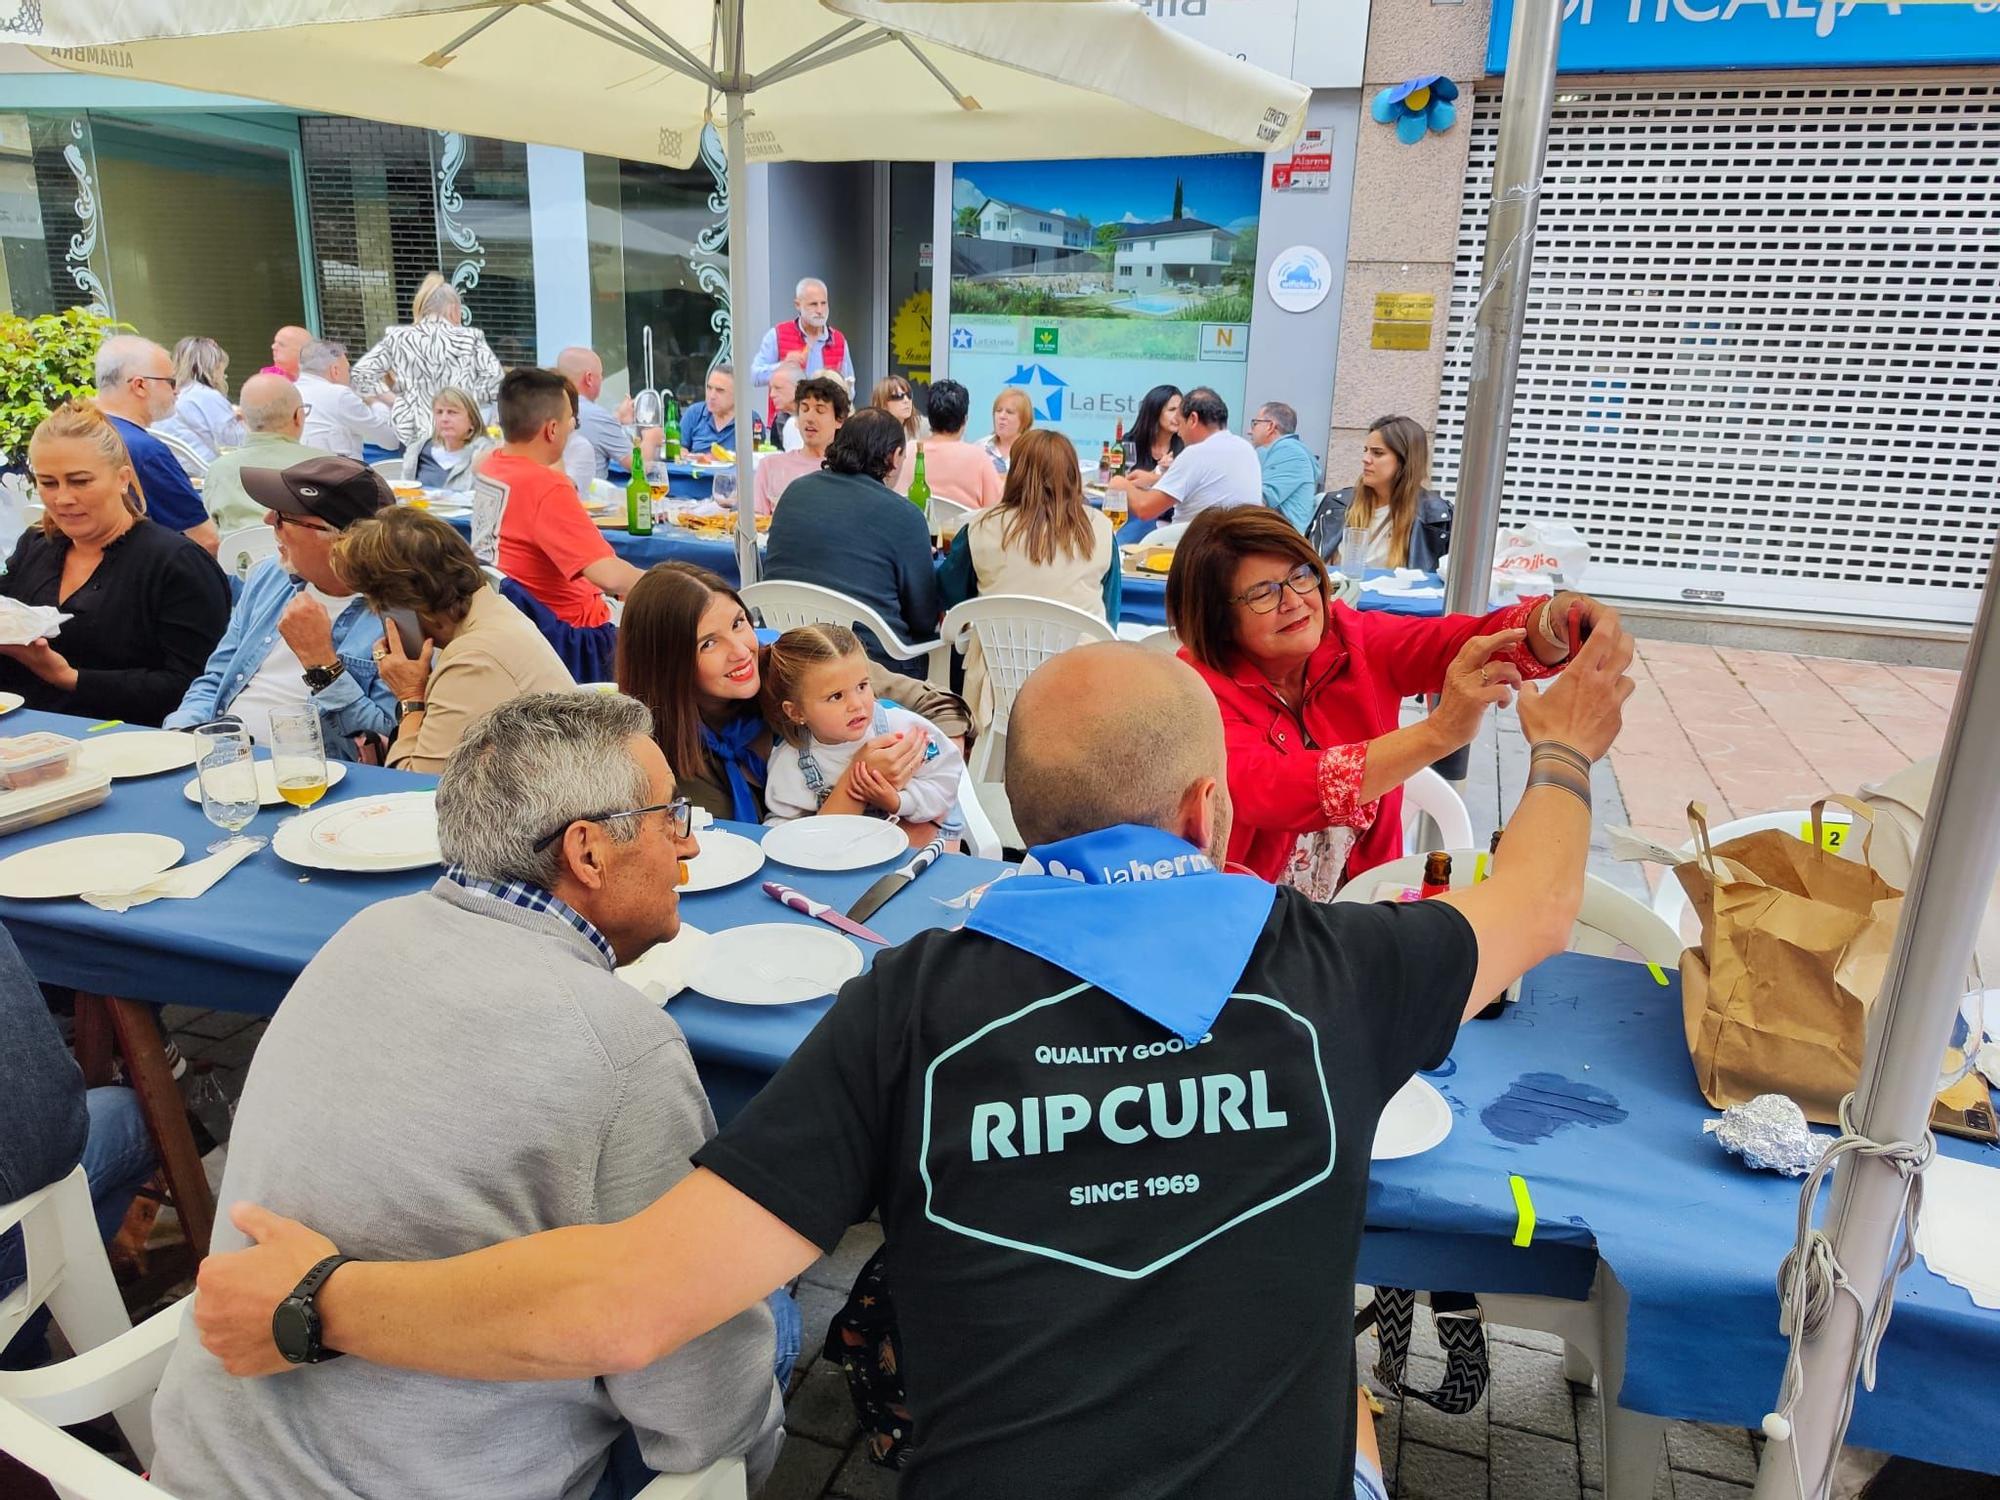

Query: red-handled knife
left=762, top=880, right=891, bottom=945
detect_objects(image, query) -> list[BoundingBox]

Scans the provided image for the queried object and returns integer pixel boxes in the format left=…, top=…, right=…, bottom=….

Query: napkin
left=1914, top=1154, right=2000, bottom=1309
left=1359, top=577, right=1443, bottom=598
left=0, top=597, right=69, bottom=646
left=81, top=838, right=261, bottom=912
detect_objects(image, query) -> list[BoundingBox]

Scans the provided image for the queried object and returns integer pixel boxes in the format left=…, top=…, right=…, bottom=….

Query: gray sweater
left=150, top=882, right=783, bottom=1499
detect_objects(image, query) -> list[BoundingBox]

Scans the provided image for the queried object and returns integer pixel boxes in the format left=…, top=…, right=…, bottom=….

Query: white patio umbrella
left=32, top=0, right=1307, bottom=577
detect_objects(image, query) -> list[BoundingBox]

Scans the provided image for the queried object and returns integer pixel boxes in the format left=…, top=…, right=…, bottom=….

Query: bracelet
left=1536, top=599, right=1570, bottom=657
left=1526, top=764, right=1592, bottom=808
left=1529, top=739, right=1593, bottom=774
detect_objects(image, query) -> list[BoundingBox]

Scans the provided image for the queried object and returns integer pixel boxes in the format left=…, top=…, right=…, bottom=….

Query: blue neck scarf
left=965, top=825, right=1276, bottom=1043
left=700, top=714, right=768, bottom=824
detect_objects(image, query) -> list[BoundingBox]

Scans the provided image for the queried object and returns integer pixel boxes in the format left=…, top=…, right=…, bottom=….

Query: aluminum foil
left=1703, top=1094, right=1829, bottom=1177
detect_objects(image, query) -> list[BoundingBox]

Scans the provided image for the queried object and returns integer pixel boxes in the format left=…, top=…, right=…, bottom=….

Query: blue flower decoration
left=1371, top=74, right=1460, bottom=145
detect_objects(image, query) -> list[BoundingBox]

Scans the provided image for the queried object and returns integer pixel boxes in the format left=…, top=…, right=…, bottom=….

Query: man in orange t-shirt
left=481, top=368, right=643, bottom=680
left=891, top=379, right=1003, bottom=511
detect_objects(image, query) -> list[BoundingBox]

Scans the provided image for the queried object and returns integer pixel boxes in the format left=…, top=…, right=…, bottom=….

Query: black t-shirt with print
left=695, top=889, right=1477, bottom=1498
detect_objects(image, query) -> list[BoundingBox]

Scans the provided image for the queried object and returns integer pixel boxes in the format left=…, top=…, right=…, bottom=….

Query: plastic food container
left=0, top=767, right=111, bottom=836
left=0, top=732, right=80, bottom=792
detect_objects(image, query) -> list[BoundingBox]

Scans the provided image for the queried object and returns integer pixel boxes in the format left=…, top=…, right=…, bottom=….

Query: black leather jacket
left=1305, top=487, right=1454, bottom=573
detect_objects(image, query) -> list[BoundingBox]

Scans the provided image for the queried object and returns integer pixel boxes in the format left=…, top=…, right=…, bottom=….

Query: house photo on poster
left=948, top=153, right=1261, bottom=450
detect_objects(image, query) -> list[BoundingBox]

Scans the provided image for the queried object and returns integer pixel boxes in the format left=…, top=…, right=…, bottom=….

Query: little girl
left=762, top=624, right=965, bottom=834
left=407, top=387, right=493, bottom=491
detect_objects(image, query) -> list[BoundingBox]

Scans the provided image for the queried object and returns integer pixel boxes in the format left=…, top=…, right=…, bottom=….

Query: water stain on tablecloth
left=1481, top=1071, right=1628, bottom=1145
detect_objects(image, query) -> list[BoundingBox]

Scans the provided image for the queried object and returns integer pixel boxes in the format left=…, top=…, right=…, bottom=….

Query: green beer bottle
left=626, top=443, right=653, bottom=536
left=662, top=396, right=682, bottom=462
left=908, top=442, right=931, bottom=515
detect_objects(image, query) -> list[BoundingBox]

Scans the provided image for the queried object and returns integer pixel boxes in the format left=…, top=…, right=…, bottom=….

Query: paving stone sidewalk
left=160, top=639, right=1964, bottom=1500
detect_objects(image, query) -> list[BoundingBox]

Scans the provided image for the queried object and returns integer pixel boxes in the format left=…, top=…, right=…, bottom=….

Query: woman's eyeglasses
left=1230, top=563, right=1321, bottom=614
left=532, top=798, right=694, bottom=852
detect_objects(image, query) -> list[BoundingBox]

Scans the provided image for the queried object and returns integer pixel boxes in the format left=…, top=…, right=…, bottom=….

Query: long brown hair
left=1344, top=415, right=1430, bottom=569
left=331, top=508, right=485, bottom=623
left=994, top=429, right=1096, bottom=566
left=760, top=624, right=867, bottom=748
left=27, top=400, right=145, bottom=538
left=1165, top=507, right=1331, bottom=672
left=615, top=562, right=752, bottom=785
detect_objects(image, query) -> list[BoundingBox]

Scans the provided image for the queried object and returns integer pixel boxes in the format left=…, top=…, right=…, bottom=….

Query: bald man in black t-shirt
left=192, top=629, right=1636, bottom=1498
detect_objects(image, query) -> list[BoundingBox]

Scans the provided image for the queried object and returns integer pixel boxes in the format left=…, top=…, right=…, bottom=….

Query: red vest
left=771, top=320, right=847, bottom=419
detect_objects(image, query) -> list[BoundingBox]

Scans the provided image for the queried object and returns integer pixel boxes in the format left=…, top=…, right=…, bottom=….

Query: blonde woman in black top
left=1, top=402, right=230, bottom=724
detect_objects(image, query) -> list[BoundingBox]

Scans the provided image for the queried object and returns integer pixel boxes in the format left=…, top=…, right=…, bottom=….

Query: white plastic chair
left=939, top=594, right=1117, bottom=850
left=739, top=580, right=944, bottom=678
left=0, top=1296, right=746, bottom=1500
left=1337, top=850, right=1683, bottom=967
left=1649, top=807, right=1856, bottom=946
left=217, top=525, right=279, bottom=583
left=152, top=430, right=207, bottom=479
left=0, top=1167, right=149, bottom=1463
left=1400, top=767, right=1474, bottom=854
left=371, top=456, right=412, bottom=484
left=927, top=495, right=973, bottom=540
left=956, top=768, right=1006, bottom=861
left=469, top=472, right=511, bottom=566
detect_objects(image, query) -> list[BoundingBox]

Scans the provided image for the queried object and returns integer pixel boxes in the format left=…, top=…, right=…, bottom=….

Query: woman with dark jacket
left=1306, top=414, right=1453, bottom=572
left=1, top=401, right=230, bottom=724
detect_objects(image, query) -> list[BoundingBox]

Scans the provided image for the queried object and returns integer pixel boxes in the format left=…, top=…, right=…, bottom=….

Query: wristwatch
left=398, top=699, right=427, bottom=718
left=272, top=1253, right=353, bottom=1365
left=301, top=659, right=346, bottom=694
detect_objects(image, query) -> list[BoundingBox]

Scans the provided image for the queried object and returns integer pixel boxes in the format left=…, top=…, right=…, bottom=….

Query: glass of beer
left=269, top=707, right=329, bottom=816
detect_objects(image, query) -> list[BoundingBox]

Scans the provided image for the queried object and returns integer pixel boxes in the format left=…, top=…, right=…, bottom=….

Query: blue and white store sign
left=1489, top=0, right=2000, bottom=73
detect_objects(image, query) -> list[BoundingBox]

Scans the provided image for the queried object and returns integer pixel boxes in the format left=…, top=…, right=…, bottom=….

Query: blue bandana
left=700, top=714, right=768, bottom=824
left=964, top=825, right=1277, bottom=1044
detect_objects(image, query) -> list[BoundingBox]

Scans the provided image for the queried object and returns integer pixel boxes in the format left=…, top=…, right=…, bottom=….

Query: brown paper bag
left=1675, top=799, right=1903, bottom=1124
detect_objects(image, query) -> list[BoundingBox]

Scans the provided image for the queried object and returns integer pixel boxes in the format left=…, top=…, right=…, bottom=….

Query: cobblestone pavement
left=160, top=640, right=1965, bottom=1499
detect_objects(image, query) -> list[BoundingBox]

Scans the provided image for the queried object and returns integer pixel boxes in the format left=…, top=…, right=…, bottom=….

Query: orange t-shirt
left=487, top=452, right=614, bottom=628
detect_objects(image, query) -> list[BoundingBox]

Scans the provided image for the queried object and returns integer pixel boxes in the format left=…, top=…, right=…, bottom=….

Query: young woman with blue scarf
left=615, top=563, right=970, bottom=824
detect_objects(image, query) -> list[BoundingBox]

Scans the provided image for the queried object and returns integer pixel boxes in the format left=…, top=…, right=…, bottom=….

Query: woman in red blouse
left=1167, top=508, right=1615, bottom=895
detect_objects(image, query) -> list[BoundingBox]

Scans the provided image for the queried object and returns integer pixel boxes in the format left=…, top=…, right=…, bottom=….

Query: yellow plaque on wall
left=1372, top=320, right=1433, bottom=350
left=1373, top=292, right=1436, bottom=323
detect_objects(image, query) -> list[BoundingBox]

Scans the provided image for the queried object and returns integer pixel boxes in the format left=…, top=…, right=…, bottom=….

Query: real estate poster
left=947, top=153, right=1261, bottom=452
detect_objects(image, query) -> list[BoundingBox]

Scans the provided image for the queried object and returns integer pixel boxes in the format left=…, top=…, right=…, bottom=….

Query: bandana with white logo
left=964, top=825, right=1276, bottom=1043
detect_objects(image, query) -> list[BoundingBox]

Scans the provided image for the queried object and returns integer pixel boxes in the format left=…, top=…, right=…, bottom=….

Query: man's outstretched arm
left=197, top=1168, right=820, bottom=1381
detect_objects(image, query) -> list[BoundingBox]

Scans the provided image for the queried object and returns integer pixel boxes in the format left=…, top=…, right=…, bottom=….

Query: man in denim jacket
left=167, top=457, right=396, bottom=756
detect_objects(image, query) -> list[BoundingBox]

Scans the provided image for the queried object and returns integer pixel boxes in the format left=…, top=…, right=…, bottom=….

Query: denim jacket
left=165, top=558, right=395, bottom=757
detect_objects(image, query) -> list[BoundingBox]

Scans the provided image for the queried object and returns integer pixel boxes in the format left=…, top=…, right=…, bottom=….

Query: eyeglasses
left=134, top=375, right=175, bottom=390
left=532, top=798, right=694, bottom=852
left=271, top=512, right=335, bottom=534
left=1249, top=417, right=1276, bottom=430
left=1230, top=562, right=1321, bottom=614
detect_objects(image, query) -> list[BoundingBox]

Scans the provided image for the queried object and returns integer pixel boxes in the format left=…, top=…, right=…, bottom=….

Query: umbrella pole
left=1442, top=0, right=1561, bottom=631
left=1752, top=536, right=2000, bottom=1500
left=728, top=94, right=758, bottom=585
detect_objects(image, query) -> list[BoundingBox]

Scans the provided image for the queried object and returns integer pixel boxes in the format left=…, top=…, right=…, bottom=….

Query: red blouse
left=1183, top=597, right=1559, bottom=885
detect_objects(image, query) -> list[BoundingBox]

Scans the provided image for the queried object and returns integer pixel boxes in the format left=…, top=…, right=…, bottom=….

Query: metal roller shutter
left=1432, top=81, right=2000, bottom=623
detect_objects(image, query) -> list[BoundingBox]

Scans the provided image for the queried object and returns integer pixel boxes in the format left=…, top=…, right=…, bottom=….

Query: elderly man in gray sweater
left=149, top=693, right=788, bottom=1499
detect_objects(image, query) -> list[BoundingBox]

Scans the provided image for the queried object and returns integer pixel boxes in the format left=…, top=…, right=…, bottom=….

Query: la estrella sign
left=1489, top=0, right=2000, bottom=72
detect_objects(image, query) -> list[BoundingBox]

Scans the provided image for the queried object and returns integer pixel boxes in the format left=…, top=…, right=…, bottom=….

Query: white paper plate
left=0, top=692, right=22, bottom=715
left=679, top=828, right=764, bottom=893
left=77, top=730, right=204, bottom=779
left=183, top=760, right=347, bottom=808
left=1373, top=1076, right=1454, bottom=1161
left=273, top=791, right=440, bottom=872
left=0, top=832, right=183, bottom=899
left=689, top=923, right=863, bottom=1005
left=614, top=924, right=711, bottom=1004
left=760, top=816, right=906, bottom=872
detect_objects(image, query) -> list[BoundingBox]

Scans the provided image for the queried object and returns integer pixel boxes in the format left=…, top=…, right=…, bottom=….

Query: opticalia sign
left=1488, top=0, right=2000, bottom=72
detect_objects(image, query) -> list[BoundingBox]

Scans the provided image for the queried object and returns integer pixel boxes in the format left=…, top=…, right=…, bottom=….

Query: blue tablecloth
left=0, top=711, right=1002, bottom=1115
left=1118, top=568, right=1452, bottom=628
left=444, top=513, right=741, bottom=580
left=1374, top=951, right=2000, bottom=1472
